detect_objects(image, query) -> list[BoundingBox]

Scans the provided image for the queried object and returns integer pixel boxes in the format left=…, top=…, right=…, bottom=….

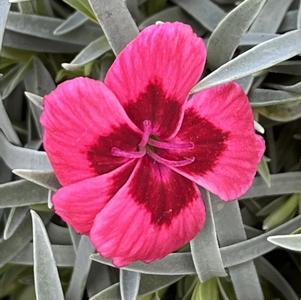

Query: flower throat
left=111, top=120, right=195, bottom=167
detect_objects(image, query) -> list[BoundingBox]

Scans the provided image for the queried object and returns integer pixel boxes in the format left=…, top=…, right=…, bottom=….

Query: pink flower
left=41, top=22, right=265, bottom=266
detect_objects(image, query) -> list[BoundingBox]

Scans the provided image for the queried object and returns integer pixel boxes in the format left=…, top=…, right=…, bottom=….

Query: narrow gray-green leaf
left=0, top=0, right=10, bottom=51
left=217, top=278, right=231, bottom=300
left=0, top=60, right=32, bottom=99
left=53, top=11, right=87, bottom=35
left=236, top=75, right=254, bottom=93
left=33, top=0, right=54, bottom=16
left=0, top=215, right=32, bottom=267
left=87, top=263, right=111, bottom=298
left=207, top=0, right=266, bottom=70
left=6, top=12, right=100, bottom=45
left=245, top=225, right=263, bottom=239
left=90, top=283, right=120, bottom=300
left=138, top=274, right=183, bottom=297
left=68, top=225, right=81, bottom=252
left=139, top=6, right=206, bottom=35
left=266, top=81, right=301, bottom=93
left=3, top=30, right=83, bottom=53
left=297, top=1, right=301, bottom=28
left=241, top=172, right=301, bottom=199
left=62, top=35, right=110, bottom=70
left=63, top=0, right=96, bottom=21
left=17, top=0, right=34, bottom=14
left=192, top=29, right=301, bottom=93
left=268, top=59, right=301, bottom=76
left=31, top=210, right=64, bottom=300
left=249, top=89, right=301, bottom=107
left=212, top=198, right=263, bottom=300
left=89, top=0, right=138, bottom=55
left=120, top=270, right=141, bottom=300
left=13, top=169, right=60, bottom=191
left=47, top=0, right=70, bottom=17
left=65, top=236, right=94, bottom=300
left=47, top=222, right=72, bottom=245
left=254, top=120, right=265, bottom=134
left=48, top=190, right=53, bottom=209
left=25, top=56, right=55, bottom=96
left=91, top=275, right=183, bottom=299
left=24, top=57, right=55, bottom=137
left=262, top=190, right=299, bottom=231
left=213, top=0, right=235, bottom=3
left=221, top=214, right=301, bottom=268
left=11, top=243, right=75, bottom=267
left=0, top=157, right=11, bottom=182
left=267, top=234, right=301, bottom=251
left=240, top=32, right=278, bottom=46
left=191, top=279, right=219, bottom=300
left=9, top=0, right=28, bottom=3
left=255, top=257, right=299, bottom=300
left=256, top=195, right=287, bottom=217
left=257, top=157, right=271, bottom=187
left=279, top=10, right=297, bottom=33
left=126, top=0, right=144, bottom=22
left=25, top=92, right=43, bottom=109
left=0, top=132, right=52, bottom=170
left=0, top=180, right=48, bottom=208
left=91, top=252, right=196, bottom=275
left=249, top=0, right=293, bottom=33
left=190, top=191, right=226, bottom=282
left=0, top=100, right=21, bottom=145
left=171, top=0, right=225, bottom=31
left=181, top=277, right=198, bottom=300
left=3, top=207, right=29, bottom=240
left=257, top=101, right=301, bottom=122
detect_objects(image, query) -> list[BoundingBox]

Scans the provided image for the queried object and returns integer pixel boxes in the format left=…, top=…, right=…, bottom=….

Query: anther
left=147, top=150, right=195, bottom=167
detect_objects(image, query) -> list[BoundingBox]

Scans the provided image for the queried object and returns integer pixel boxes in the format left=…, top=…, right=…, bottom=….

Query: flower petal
left=105, top=22, right=206, bottom=139
left=41, top=77, right=142, bottom=185
left=158, top=82, right=265, bottom=201
left=89, top=156, right=206, bottom=266
left=52, top=161, right=137, bottom=234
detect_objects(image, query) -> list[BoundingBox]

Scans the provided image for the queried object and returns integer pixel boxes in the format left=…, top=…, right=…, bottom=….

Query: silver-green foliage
left=0, top=0, right=301, bottom=299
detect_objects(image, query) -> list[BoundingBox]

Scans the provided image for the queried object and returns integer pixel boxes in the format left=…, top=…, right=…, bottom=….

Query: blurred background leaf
left=0, top=0, right=301, bottom=299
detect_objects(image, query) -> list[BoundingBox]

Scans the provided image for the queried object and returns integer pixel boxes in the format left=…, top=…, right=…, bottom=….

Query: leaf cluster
left=0, top=0, right=301, bottom=299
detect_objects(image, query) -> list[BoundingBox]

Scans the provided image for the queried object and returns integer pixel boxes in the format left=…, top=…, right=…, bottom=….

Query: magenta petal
left=158, top=82, right=265, bottom=201
left=89, top=156, right=206, bottom=266
left=41, top=77, right=142, bottom=185
left=105, top=22, right=207, bottom=139
left=52, top=161, right=137, bottom=234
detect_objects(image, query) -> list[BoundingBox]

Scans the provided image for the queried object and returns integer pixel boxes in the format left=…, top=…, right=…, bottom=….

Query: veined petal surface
left=158, top=82, right=265, bottom=200
left=105, top=22, right=207, bottom=139
left=41, top=77, right=142, bottom=185
left=90, top=156, right=206, bottom=266
left=52, top=161, right=137, bottom=234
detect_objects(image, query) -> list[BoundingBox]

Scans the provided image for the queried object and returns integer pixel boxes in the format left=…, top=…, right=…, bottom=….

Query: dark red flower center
left=111, top=120, right=195, bottom=168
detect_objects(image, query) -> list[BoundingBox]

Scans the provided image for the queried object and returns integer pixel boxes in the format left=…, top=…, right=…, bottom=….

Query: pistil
left=148, top=139, right=194, bottom=150
left=139, top=120, right=152, bottom=147
left=111, top=147, right=146, bottom=159
left=147, top=150, right=195, bottom=167
left=111, top=120, right=195, bottom=166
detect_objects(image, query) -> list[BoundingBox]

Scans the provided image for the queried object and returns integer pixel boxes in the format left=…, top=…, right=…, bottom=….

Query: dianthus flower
left=41, top=22, right=265, bottom=266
